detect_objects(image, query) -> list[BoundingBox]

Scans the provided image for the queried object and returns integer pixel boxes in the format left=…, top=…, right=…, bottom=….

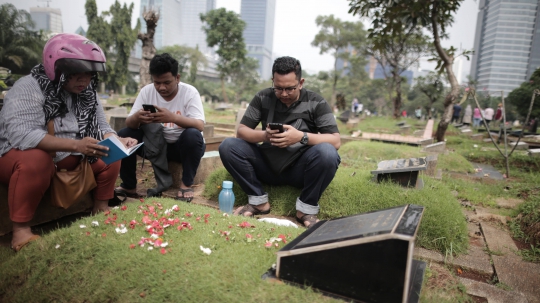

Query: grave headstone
left=425, top=154, right=438, bottom=176
left=274, top=204, right=426, bottom=303
left=396, top=121, right=406, bottom=127
left=371, top=157, right=427, bottom=188
left=471, top=134, right=484, bottom=141
left=338, top=110, right=352, bottom=123
left=418, top=138, right=434, bottom=146
left=422, top=141, right=446, bottom=154
left=412, top=130, right=424, bottom=137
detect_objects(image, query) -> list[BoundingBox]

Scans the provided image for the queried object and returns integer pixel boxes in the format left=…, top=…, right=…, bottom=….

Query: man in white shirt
left=116, top=53, right=205, bottom=201
left=484, top=106, right=494, bottom=127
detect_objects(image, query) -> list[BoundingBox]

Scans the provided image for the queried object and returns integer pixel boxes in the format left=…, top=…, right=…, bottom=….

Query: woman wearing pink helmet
left=0, top=33, right=137, bottom=252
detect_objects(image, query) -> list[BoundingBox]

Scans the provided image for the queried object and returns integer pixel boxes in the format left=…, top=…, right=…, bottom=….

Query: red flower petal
left=129, top=244, right=136, bottom=249
left=160, top=248, right=167, bottom=254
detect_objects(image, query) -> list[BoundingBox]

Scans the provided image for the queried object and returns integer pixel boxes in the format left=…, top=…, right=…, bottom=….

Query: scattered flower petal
left=91, top=221, right=99, bottom=227
left=55, top=244, right=60, bottom=249
left=129, top=244, right=136, bottom=249
left=160, top=248, right=167, bottom=254
left=200, top=246, right=212, bottom=255
left=79, top=225, right=87, bottom=228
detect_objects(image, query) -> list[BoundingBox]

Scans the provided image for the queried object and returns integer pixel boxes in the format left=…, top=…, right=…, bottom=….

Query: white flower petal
left=151, top=234, right=159, bottom=239
left=148, top=246, right=154, bottom=251
left=91, top=221, right=99, bottom=227
left=79, top=225, right=87, bottom=228
left=161, top=242, right=168, bottom=248
left=200, top=245, right=212, bottom=255
left=55, top=244, right=60, bottom=249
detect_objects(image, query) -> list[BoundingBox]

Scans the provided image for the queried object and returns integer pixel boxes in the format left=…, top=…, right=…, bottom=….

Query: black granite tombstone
left=371, top=157, right=427, bottom=188
left=275, top=204, right=425, bottom=303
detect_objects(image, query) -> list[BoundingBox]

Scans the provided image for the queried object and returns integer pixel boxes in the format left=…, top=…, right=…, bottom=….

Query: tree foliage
left=365, top=27, right=430, bottom=118
left=0, top=3, right=44, bottom=74
left=312, top=15, right=367, bottom=106
left=85, top=0, right=140, bottom=92
left=410, top=72, right=445, bottom=118
left=160, top=45, right=208, bottom=84
left=200, top=8, right=247, bottom=103
left=506, top=68, right=540, bottom=119
left=349, top=0, right=468, bottom=141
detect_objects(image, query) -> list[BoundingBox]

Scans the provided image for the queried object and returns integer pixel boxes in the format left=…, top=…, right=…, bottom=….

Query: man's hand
left=266, top=124, right=303, bottom=148
left=135, top=108, right=157, bottom=125
left=147, top=105, right=178, bottom=124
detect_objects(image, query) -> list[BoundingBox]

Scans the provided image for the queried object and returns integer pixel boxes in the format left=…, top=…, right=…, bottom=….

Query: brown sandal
left=236, top=204, right=271, bottom=217
left=11, top=235, right=41, bottom=252
left=296, top=214, right=319, bottom=228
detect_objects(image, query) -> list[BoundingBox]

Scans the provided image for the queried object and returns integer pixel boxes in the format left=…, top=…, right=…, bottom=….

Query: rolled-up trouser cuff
left=248, top=193, right=268, bottom=206
left=296, top=197, right=319, bottom=215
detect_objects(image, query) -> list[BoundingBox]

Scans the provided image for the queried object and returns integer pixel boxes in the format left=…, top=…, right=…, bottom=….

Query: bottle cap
left=222, top=181, right=233, bottom=189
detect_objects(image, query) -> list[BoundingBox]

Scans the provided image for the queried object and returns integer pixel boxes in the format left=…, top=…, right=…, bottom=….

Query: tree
left=138, top=7, right=159, bottom=88
left=413, top=72, right=445, bottom=119
left=506, top=68, right=540, bottom=119
left=349, top=0, right=471, bottom=141
left=160, top=45, right=208, bottom=84
left=365, top=27, right=430, bottom=118
left=312, top=15, right=367, bottom=107
left=231, top=56, right=260, bottom=103
left=200, top=8, right=247, bottom=103
left=86, top=0, right=140, bottom=94
left=0, top=4, right=44, bottom=74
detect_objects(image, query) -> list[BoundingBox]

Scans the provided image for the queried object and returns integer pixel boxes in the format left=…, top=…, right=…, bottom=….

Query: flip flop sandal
left=236, top=204, right=271, bottom=217
left=296, top=214, right=319, bottom=228
left=11, top=235, right=41, bottom=252
left=175, top=188, right=194, bottom=202
left=114, top=187, right=141, bottom=199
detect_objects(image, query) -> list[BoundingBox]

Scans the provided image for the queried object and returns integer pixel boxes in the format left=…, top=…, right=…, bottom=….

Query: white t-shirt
left=129, top=82, right=205, bottom=143
left=484, top=108, right=494, bottom=120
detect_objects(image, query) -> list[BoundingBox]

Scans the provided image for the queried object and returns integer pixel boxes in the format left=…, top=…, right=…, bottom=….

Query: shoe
left=114, top=187, right=141, bottom=198
left=11, top=235, right=41, bottom=252
left=296, top=214, right=319, bottom=228
left=236, top=204, right=271, bottom=217
left=175, top=188, right=194, bottom=202
left=146, top=188, right=162, bottom=197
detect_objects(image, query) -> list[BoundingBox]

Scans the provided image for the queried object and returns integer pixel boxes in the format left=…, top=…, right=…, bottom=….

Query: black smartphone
left=142, top=104, right=157, bottom=113
left=268, top=122, right=284, bottom=133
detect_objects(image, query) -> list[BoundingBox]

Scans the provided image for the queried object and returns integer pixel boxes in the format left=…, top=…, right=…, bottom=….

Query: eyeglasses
left=272, top=82, right=300, bottom=94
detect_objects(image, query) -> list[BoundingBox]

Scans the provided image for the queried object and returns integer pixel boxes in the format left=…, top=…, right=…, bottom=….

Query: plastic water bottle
left=218, top=181, right=235, bottom=214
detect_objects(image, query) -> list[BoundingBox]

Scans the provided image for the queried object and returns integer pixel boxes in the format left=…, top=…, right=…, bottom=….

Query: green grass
left=0, top=201, right=339, bottom=303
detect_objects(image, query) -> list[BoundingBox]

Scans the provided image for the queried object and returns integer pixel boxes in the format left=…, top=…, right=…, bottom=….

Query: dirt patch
left=514, top=212, right=540, bottom=246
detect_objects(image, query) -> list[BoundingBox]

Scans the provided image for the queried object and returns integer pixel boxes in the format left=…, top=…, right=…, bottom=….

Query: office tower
left=470, top=0, right=540, bottom=95
left=29, top=7, right=63, bottom=34
left=240, top=0, right=276, bottom=80
left=138, top=0, right=215, bottom=55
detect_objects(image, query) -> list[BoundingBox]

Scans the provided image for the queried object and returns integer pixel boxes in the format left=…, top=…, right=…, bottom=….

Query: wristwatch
left=300, top=132, right=309, bottom=145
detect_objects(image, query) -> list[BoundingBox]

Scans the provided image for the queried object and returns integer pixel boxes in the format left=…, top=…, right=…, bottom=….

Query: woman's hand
left=75, top=137, right=109, bottom=156
left=119, top=137, right=138, bottom=148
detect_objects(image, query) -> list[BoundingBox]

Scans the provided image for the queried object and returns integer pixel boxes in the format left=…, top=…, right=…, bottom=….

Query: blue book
left=98, top=136, right=144, bottom=165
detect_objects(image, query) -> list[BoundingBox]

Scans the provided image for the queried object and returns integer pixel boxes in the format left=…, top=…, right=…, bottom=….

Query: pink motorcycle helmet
left=42, top=33, right=106, bottom=81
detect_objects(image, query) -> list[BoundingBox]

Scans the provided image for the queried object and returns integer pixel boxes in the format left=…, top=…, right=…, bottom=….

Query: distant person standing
left=414, top=107, right=422, bottom=119
left=452, top=103, right=462, bottom=123
left=484, top=106, right=494, bottom=127
left=352, top=98, right=359, bottom=113
left=473, top=107, right=482, bottom=127
left=402, top=110, right=407, bottom=118
left=494, top=103, right=503, bottom=126
left=462, top=105, right=472, bottom=126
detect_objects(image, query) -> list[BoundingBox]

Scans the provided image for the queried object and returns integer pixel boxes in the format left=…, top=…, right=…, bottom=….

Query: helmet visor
left=55, top=58, right=106, bottom=77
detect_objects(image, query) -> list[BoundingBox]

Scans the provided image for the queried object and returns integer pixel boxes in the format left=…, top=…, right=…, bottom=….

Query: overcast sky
left=3, top=0, right=479, bottom=76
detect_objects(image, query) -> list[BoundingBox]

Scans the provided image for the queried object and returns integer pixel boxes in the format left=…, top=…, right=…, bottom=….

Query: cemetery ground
left=1, top=108, right=540, bottom=302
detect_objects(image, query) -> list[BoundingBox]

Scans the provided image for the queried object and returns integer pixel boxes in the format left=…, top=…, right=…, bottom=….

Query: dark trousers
left=117, top=127, right=205, bottom=189
left=219, top=138, right=340, bottom=214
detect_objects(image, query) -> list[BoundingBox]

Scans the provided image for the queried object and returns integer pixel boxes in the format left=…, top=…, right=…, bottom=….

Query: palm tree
left=0, top=4, right=43, bottom=73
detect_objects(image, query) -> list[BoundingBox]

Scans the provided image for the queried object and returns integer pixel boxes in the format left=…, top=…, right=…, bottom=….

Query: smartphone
left=142, top=104, right=157, bottom=113
left=268, top=122, right=284, bottom=133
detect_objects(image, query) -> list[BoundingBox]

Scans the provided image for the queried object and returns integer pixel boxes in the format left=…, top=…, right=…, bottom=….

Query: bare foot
left=234, top=202, right=271, bottom=216
left=11, top=223, right=38, bottom=250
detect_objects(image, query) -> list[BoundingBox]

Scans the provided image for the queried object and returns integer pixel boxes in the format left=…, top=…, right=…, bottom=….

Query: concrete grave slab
left=509, top=141, right=529, bottom=150
left=528, top=149, right=540, bottom=157
left=495, top=197, right=524, bottom=209
left=425, top=154, right=438, bottom=176
left=471, top=134, right=484, bottom=141
left=470, top=162, right=505, bottom=180
left=422, top=141, right=446, bottom=153
left=450, top=222, right=494, bottom=276
left=459, top=278, right=528, bottom=303
left=418, top=138, right=433, bottom=146
left=371, top=157, right=426, bottom=188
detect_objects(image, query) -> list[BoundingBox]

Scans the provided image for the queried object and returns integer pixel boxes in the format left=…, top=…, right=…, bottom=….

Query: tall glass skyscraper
left=29, top=7, right=63, bottom=34
left=240, top=0, right=276, bottom=80
left=470, top=0, right=540, bottom=96
left=138, top=0, right=215, bottom=55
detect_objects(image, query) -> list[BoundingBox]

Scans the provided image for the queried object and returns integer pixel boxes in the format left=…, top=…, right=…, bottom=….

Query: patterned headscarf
left=31, top=63, right=103, bottom=163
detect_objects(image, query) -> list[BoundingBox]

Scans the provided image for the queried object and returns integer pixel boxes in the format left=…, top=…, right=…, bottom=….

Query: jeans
left=473, top=118, right=482, bottom=127
left=117, top=127, right=205, bottom=189
left=219, top=138, right=341, bottom=215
